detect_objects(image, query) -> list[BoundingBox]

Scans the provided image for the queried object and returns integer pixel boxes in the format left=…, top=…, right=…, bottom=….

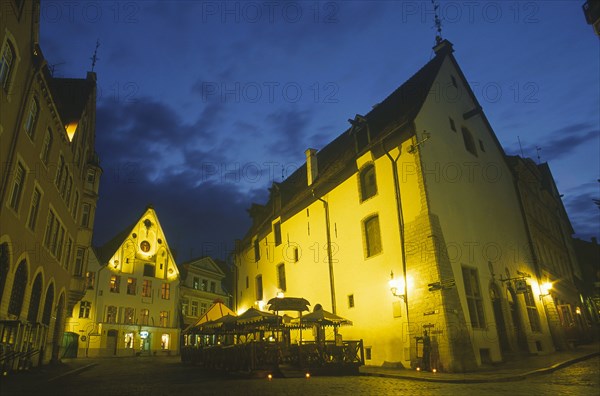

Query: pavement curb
left=360, top=351, right=600, bottom=384
left=47, top=363, right=98, bottom=382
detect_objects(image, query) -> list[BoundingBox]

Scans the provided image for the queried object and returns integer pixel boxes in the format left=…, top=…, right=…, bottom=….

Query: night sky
left=39, top=1, right=599, bottom=262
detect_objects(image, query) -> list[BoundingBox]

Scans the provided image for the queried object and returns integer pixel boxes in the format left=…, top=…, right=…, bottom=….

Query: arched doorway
left=0, top=243, right=9, bottom=303
left=490, top=283, right=510, bottom=354
left=51, top=294, right=65, bottom=361
left=27, top=274, right=43, bottom=323
left=8, top=260, right=28, bottom=317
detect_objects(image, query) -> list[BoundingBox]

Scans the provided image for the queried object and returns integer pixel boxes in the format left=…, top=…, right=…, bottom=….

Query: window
left=277, top=263, right=286, bottom=291
left=201, top=279, right=207, bottom=291
left=191, top=301, right=198, bottom=316
left=159, top=311, right=169, bottom=327
left=161, top=334, right=170, bottom=350
left=144, top=264, right=155, bottom=278
left=524, top=285, right=541, bottom=332
left=86, top=169, right=96, bottom=186
left=106, top=306, right=117, bottom=323
left=140, top=309, right=149, bottom=325
left=74, top=247, right=85, bottom=276
left=200, top=302, right=207, bottom=315
left=193, top=276, right=199, bottom=289
left=79, top=301, right=91, bottom=318
left=359, top=164, right=377, bottom=201
left=254, top=239, right=260, bottom=262
left=9, top=162, right=26, bottom=211
left=245, top=276, right=249, bottom=289
left=27, top=187, right=41, bottom=230
left=124, top=307, right=135, bottom=324
left=55, top=225, right=65, bottom=260
left=72, top=190, right=79, bottom=218
left=558, top=304, right=574, bottom=327
left=0, top=40, right=15, bottom=91
left=181, top=299, right=189, bottom=316
left=44, top=210, right=55, bottom=248
left=127, top=277, right=136, bottom=295
left=55, top=155, right=65, bottom=188
left=461, top=127, right=477, bottom=157
left=24, top=97, right=39, bottom=139
left=363, top=215, right=382, bottom=257
left=124, top=333, right=134, bottom=349
left=255, top=275, right=263, bottom=301
left=40, top=128, right=53, bottom=165
left=273, top=221, right=282, bottom=246
left=462, top=266, right=485, bottom=328
left=449, top=117, right=456, bottom=132
left=85, top=271, right=95, bottom=289
left=81, top=203, right=91, bottom=227
left=142, top=280, right=152, bottom=297
left=65, top=175, right=73, bottom=205
left=63, top=237, right=73, bottom=269
left=161, top=283, right=170, bottom=299
left=348, top=294, right=355, bottom=308
left=210, top=281, right=215, bottom=293
left=109, top=275, right=120, bottom=293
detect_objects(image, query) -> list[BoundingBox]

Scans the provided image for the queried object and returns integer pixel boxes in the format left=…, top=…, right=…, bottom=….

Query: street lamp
left=539, top=282, right=552, bottom=300
left=389, top=271, right=406, bottom=301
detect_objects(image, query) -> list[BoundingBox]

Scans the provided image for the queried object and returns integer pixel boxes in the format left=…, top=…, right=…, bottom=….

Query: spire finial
left=90, top=39, right=100, bottom=71
left=432, top=0, right=443, bottom=45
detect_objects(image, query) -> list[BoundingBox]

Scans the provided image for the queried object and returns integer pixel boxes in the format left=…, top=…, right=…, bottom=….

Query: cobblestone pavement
left=0, top=346, right=598, bottom=396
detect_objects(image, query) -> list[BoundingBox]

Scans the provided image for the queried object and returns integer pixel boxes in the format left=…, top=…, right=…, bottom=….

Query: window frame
left=363, top=214, right=382, bottom=258
left=461, top=266, right=485, bottom=328
left=359, top=163, right=378, bottom=202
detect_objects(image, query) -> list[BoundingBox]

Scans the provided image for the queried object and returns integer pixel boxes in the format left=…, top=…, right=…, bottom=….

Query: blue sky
left=40, top=1, right=599, bottom=261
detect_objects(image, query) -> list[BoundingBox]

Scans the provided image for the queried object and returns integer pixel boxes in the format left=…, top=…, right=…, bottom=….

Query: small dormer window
left=461, top=127, right=477, bottom=157
left=359, top=164, right=377, bottom=202
left=451, top=75, right=457, bottom=88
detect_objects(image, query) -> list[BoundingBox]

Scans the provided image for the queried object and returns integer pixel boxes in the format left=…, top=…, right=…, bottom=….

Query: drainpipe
left=313, top=193, right=336, bottom=315
left=382, top=140, right=409, bottom=326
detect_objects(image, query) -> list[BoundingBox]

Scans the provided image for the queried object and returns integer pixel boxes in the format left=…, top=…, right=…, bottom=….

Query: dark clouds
left=563, top=182, right=600, bottom=240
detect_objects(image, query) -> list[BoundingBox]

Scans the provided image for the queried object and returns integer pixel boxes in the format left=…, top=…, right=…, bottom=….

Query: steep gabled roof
left=242, top=42, right=449, bottom=242
left=48, top=75, right=95, bottom=124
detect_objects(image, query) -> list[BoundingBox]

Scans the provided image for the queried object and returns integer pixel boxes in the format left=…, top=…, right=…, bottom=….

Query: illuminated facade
left=0, top=0, right=100, bottom=369
left=508, top=156, right=591, bottom=346
left=234, top=40, right=557, bottom=372
left=64, top=207, right=180, bottom=357
left=180, top=256, right=230, bottom=329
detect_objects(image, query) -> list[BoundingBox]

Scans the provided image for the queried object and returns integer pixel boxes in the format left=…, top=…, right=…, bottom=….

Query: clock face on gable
left=140, top=240, right=151, bottom=253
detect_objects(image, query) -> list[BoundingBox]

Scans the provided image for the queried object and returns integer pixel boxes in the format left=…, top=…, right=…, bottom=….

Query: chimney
left=305, top=148, right=318, bottom=186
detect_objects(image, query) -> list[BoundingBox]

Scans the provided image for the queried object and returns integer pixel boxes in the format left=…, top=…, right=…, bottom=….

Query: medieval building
left=233, top=40, right=566, bottom=371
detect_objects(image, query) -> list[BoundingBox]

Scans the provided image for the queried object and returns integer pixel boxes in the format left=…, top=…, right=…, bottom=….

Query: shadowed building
left=0, top=0, right=100, bottom=369
left=64, top=207, right=180, bottom=357
left=234, top=40, right=559, bottom=372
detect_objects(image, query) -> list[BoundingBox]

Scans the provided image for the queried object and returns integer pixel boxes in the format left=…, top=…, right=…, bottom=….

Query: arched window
left=462, top=127, right=477, bottom=157
left=0, top=243, right=9, bottom=302
left=359, top=164, right=377, bottom=201
left=40, top=128, right=53, bottom=165
left=27, top=274, right=43, bottom=323
left=24, top=97, right=39, bottom=139
left=363, top=215, right=382, bottom=257
left=8, top=260, right=28, bottom=317
left=0, top=40, right=15, bottom=91
left=42, top=283, right=55, bottom=325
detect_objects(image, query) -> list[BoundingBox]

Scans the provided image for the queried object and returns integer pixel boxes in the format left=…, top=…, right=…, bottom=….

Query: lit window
left=124, top=333, right=134, bottom=349
left=193, top=276, right=199, bottom=289
left=181, top=299, right=189, bottom=316
left=201, top=279, right=207, bottom=291
left=24, top=97, right=39, bottom=139
left=40, top=128, right=53, bottom=165
left=462, top=266, right=485, bottom=328
left=140, top=309, right=149, bottom=325
left=27, top=187, right=42, bottom=230
left=124, top=307, right=135, bottom=324
left=79, top=301, right=91, bottom=318
left=255, top=275, right=263, bottom=301
left=0, top=40, right=15, bottom=91
left=161, top=283, right=170, bottom=299
left=191, top=301, right=198, bottom=316
left=359, top=164, right=377, bottom=201
left=161, top=334, right=170, bottom=350
left=277, top=263, right=286, bottom=291
left=109, top=275, right=120, bottom=293
left=142, top=280, right=152, bottom=297
left=159, top=311, right=169, bottom=327
left=127, top=277, right=136, bottom=295
left=363, top=215, right=382, bottom=257
left=461, top=127, right=477, bottom=157
left=200, top=302, right=207, bottom=315
left=85, top=271, right=95, bottom=289
left=9, top=162, right=26, bottom=211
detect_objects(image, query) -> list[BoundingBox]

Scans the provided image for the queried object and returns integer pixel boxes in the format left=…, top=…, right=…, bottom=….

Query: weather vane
left=90, top=39, right=100, bottom=71
left=432, top=0, right=443, bottom=45
left=536, top=146, right=542, bottom=164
